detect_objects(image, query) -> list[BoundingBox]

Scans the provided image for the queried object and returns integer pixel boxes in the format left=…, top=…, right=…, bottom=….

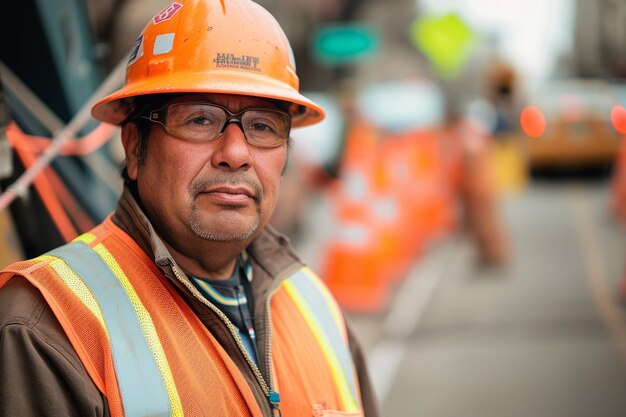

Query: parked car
left=520, top=79, right=622, bottom=171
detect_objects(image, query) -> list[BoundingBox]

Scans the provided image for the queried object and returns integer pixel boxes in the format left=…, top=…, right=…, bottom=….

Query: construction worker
left=0, top=1, right=380, bottom=416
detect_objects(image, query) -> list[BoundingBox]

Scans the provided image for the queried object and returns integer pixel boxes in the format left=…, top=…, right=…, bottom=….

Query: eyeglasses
left=141, top=102, right=291, bottom=148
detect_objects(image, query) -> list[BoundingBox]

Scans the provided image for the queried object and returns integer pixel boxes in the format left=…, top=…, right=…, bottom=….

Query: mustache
left=190, top=174, right=263, bottom=203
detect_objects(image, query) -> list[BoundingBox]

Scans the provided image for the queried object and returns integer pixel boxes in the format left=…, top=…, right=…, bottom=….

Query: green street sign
left=312, top=24, right=379, bottom=65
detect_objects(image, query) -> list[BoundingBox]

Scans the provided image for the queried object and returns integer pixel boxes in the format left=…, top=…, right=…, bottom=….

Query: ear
left=281, top=144, right=290, bottom=176
left=121, top=124, right=140, bottom=181
left=281, top=158, right=289, bottom=176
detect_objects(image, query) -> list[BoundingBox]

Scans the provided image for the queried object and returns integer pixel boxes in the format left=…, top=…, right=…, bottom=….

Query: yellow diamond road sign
left=410, top=13, right=476, bottom=80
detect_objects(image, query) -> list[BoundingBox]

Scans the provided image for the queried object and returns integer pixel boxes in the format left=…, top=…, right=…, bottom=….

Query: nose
left=211, top=122, right=252, bottom=171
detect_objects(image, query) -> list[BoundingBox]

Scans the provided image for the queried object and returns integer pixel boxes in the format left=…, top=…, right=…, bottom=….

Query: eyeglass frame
left=139, top=101, right=292, bottom=148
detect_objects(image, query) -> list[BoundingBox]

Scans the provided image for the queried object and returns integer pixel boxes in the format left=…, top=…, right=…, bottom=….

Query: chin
left=190, top=219, right=261, bottom=243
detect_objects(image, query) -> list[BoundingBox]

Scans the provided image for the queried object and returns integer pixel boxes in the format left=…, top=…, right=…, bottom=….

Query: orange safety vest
left=0, top=219, right=363, bottom=417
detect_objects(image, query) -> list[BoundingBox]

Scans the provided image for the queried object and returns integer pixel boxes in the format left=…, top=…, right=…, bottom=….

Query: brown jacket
left=0, top=187, right=381, bottom=417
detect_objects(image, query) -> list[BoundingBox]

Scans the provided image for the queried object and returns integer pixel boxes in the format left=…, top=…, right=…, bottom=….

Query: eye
left=180, top=112, right=221, bottom=131
left=245, top=113, right=284, bottom=135
left=248, top=121, right=276, bottom=133
left=186, top=116, right=212, bottom=126
left=167, top=103, right=223, bottom=131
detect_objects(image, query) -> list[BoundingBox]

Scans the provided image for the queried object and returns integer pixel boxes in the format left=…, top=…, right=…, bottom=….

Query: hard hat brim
left=91, top=70, right=325, bottom=128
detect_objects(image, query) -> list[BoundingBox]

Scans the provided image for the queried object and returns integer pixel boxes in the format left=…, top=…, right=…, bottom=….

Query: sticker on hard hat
left=153, top=2, right=183, bottom=25
left=128, top=34, right=144, bottom=66
left=154, top=33, right=175, bottom=55
left=213, top=53, right=261, bottom=72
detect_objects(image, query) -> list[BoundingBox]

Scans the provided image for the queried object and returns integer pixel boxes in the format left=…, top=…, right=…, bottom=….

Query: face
left=123, top=93, right=288, bottom=248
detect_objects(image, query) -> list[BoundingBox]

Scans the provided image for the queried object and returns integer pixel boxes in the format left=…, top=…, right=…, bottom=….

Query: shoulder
left=0, top=276, right=109, bottom=417
left=0, top=275, right=47, bottom=329
left=0, top=275, right=82, bottom=368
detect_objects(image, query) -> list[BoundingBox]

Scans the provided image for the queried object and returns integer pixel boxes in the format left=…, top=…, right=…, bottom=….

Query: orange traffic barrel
left=325, top=174, right=412, bottom=288
left=382, top=130, right=457, bottom=246
left=377, top=133, right=428, bottom=258
left=321, top=219, right=392, bottom=313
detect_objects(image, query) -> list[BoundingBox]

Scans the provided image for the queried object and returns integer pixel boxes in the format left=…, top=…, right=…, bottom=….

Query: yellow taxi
left=520, top=79, right=622, bottom=171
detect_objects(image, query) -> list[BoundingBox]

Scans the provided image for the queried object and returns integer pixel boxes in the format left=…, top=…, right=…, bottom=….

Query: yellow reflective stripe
left=92, top=243, right=184, bottom=417
left=282, top=280, right=359, bottom=412
left=46, top=257, right=106, bottom=329
left=301, top=267, right=348, bottom=343
left=73, top=232, right=97, bottom=245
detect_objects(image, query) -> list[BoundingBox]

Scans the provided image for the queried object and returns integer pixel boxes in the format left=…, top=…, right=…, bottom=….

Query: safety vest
left=0, top=219, right=363, bottom=417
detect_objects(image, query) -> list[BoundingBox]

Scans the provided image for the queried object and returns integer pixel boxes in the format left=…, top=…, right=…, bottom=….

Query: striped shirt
left=189, top=255, right=257, bottom=364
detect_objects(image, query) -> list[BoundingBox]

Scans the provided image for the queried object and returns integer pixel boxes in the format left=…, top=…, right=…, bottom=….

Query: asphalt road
left=296, top=177, right=626, bottom=417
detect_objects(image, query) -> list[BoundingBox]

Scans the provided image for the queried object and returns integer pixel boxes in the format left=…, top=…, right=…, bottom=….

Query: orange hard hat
left=92, top=0, right=324, bottom=127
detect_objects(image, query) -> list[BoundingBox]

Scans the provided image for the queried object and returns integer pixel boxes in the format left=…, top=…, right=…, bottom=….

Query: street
left=297, top=177, right=626, bottom=416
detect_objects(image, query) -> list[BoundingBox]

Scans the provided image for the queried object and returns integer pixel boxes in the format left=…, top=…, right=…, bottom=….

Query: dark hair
left=119, top=117, right=153, bottom=184
left=119, top=94, right=175, bottom=184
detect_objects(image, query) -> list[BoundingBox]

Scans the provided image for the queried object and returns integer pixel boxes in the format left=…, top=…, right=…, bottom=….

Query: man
left=0, top=1, right=380, bottom=416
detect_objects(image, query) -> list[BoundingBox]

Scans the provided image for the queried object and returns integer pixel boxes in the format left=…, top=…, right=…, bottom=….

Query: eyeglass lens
left=164, top=103, right=290, bottom=147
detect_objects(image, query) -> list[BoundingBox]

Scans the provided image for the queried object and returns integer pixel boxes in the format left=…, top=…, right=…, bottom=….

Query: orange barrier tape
left=12, top=139, right=78, bottom=242
left=0, top=56, right=126, bottom=212
left=43, top=167, right=97, bottom=233
left=6, top=121, right=117, bottom=156
left=6, top=123, right=102, bottom=241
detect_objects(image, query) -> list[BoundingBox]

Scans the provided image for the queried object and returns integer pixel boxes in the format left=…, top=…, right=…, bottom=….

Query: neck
left=163, top=238, right=247, bottom=280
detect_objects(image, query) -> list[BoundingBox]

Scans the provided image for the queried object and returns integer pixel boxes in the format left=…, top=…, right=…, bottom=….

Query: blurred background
left=2, top=0, right=626, bottom=416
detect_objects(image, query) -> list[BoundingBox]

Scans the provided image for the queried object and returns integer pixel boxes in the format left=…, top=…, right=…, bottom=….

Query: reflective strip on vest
left=49, top=241, right=171, bottom=417
left=282, top=267, right=359, bottom=412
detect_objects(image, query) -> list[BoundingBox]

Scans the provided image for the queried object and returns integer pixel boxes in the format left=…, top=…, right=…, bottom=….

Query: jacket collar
left=111, top=187, right=173, bottom=268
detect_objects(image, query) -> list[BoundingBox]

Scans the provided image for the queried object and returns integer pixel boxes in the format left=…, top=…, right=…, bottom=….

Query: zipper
left=169, top=260, right=281, bottom=415
left=237, top=284, right=259, bottom=361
